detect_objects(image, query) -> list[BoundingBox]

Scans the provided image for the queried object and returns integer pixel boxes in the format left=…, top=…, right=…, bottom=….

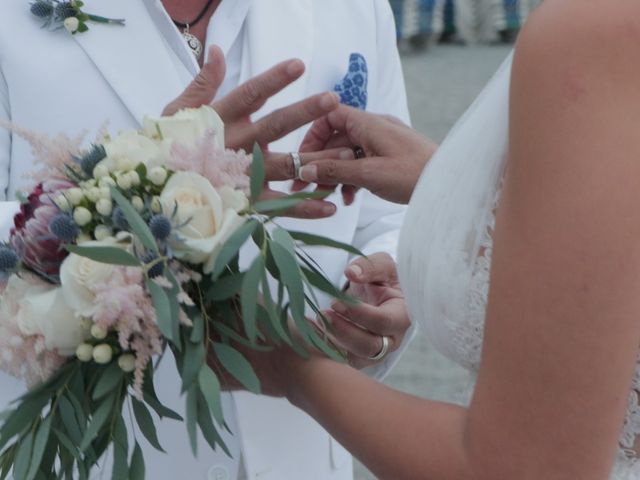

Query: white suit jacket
left=0, top=1, right=414, bottom=479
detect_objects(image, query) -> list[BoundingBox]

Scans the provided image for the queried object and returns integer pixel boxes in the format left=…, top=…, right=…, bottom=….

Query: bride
left=235, top=0, right=640, bottom=478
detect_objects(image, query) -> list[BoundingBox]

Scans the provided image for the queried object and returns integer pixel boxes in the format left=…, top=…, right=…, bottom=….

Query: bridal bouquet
left=0, top=106, right=355, bottom=479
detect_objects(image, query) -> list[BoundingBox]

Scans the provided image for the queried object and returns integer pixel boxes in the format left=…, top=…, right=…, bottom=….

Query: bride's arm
left=257, top=1, right=640, bottom=478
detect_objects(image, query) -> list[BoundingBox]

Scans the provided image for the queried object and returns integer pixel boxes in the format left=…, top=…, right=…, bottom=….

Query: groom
left=0, top=0, right=414, bottom=478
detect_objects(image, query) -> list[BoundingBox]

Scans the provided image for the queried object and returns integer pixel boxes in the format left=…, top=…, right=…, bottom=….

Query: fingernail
left=331, top=302, right=347, bottom=315
left=320, top=92, right=339, bottom=110
left=348, top=264, right=363, bottom=278
left=287, top=59, right=305, bottom=77
left=322, top=204, right=336, bottom=216
left=339, top=149, right=355, bottom=160
left=300, top=165, right=317, bottom=182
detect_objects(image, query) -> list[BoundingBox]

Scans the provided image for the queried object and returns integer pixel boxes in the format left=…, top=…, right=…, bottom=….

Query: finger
left=260, top=188, right=337, bottom=219
left=346, top=253, right=398, bottom=284
left=264, top=148, right=353, bottom=182
left=247, top=92, right=340, bottom=147
left=330, top=299, right=408, bottom=336
left=212, top=59, right=305, bottom=122
left=298, top=158, right=372, bottom=186
left=341, top=185, right=360, bottom=206
left=324, top=310, right=392, bottom=360
left=299, top=105, right=371, bottom=152
left=163, top=45, right=226, bottom=116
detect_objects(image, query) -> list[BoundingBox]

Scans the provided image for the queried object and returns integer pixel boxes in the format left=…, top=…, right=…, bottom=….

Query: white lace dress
left=397, top=54, right=640, bottom=479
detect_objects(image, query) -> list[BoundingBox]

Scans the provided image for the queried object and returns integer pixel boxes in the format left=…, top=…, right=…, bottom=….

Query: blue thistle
left=79, top=145, right=107, bottom=176
left=111, top=207, right=129, bottom=230
left=54, top=2, right=79, bottom=20
left=0, top=247, right=18, bottom=272
left=141, top=251, right=164, bottom=278
left=149, top=215, right=172, bottom=241
left=30, top=1, right=54, bottom=18
left=49, top=213, right=79, bottom=242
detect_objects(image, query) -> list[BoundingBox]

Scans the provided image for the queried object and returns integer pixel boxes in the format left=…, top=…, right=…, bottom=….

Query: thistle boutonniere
left=30, top=0, right=125, bottom=34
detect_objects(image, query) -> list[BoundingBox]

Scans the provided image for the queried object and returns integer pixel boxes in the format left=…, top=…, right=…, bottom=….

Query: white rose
left=159, top=172, right=249, bottom=273
left=143, top=106, right=225, bottom=150
left=64, top=17, right=79, bottom=34
left=102, top=131, right=166, bottom=172
left=59, top=238, right=123, bottom=318
left=16, top=287, right=89, bottom=356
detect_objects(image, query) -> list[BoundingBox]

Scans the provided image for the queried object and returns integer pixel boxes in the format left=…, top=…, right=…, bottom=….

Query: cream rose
left=59, top=238, right=124, bottom=318
left=101, top=131, right=168, bottom=172
left=160, top=172, right=249, bottom=273
left=143, top=106, right=225, bottom=150
left=16, top=287, right=89, bottom=356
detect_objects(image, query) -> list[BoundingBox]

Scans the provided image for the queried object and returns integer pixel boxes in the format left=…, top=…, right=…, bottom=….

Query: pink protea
left=11, top=181, right=75, bottom=279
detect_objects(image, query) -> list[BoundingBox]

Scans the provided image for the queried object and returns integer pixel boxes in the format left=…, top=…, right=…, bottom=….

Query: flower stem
left=86, top=14, right=125, bottom=26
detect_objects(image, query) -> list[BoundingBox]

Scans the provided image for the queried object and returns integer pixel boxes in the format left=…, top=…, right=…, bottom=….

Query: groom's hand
left=163, top=45, right=340, bottom=219
left=323, top=253, right=411, bottom=370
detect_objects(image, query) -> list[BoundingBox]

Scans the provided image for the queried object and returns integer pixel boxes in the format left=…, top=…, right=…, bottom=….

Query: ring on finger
left=353, top=146, right=365, bottom=159
left=290, top=152, right=303, bottom=180
left=368, top=335, right=390, bottom=361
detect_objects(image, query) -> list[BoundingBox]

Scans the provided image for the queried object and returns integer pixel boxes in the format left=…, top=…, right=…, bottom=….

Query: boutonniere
left=334, top=53, right=369, bottom=111
left=30, top=0, right=125, bottom=34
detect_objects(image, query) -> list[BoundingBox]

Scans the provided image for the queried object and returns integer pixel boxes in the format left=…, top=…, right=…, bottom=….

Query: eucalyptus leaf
left=131, top=399, right=164, bottom=453
left=111, top=416, right=129, bottom=480
left=250, top=143, right=265, bottom=202
left=206, top=272, right=244, bottom=301
left=198, top=366, right=224, bottom=426
left=110, top=187, right=158, bottom=253
left=80, top=399, right=113, bottom=452
left=147, top=280, right=175, bottom=343
left=212, top=343, right=260, bottom=394
left=57, top=397, right=82, bottom=445
left=269, top=242, right=309, bottom=335
left=189, top=313, right=205, bottom=344
left=129, top=442, right=145, bottom=480
left=196, top=391, right=230, bottom=457
left=241, top=256, right=264, bottom=343
left=180, top=341, right=206, bottom=393
left=92, top=363, right=124, bottom=400
left=0, top=396, right=47, bottom=451
left=185, top=387, right=198, bottom=456
left=288, top=230, right=364, bottom=256
left=210, top=220, right=259, bottom=280
left=26, top=416, right=52, bottom=480
left=142, top=367, right=183, bottom=421
left=12, top=431, right=33, bottom=480
left=64, top=245, right=141, bottom=267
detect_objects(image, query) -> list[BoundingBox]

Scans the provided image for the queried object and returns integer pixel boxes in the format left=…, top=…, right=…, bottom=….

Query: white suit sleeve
left=0, top=64, right=18, bottom=241
left=356, top=0, right=418, bottom=381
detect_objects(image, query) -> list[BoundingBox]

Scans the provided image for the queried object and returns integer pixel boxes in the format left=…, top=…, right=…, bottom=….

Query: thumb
left=345, top=253, right=398, bottom=285
left=162, top=45, right=226, bottom=116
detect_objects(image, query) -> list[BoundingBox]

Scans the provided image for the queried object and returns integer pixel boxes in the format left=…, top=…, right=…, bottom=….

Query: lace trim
left=456, top=191, right=640, bottom=466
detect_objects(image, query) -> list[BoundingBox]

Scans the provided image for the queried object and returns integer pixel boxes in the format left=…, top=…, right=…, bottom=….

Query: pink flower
left=11, top=181, right=75, bottom=278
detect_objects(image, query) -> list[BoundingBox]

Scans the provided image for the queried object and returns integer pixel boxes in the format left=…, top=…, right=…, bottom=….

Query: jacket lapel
left=71, top=0, right=190, bottom=126
left=240, top=0, right=314, bottom=125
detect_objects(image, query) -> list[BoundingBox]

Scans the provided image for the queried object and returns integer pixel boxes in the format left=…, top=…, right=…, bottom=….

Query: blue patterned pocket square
left=334, top=53, right=368, bottom=110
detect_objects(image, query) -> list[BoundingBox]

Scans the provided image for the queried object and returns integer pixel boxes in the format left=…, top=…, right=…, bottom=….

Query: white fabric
left=0, top=0, right=413, bottom=478
left=398, top=52, right=640, bottom=479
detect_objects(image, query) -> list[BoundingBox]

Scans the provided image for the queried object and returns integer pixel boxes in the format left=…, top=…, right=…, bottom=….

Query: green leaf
left=52, top=429, right=80, bottom=462
left=92, top=363, right=124, bottom=400
left=288, top=230, right=364, bottom=257
left=110, top=187, right=158, bottom=253
left=26, top=416, right=52, bottom=480
left=301, top=266, right=353, bottom=304
left=129, top=442, right=145, bottom=480
left=189, top=313, right=205, bottom=344
left=80, top=398, right=113, bottom=452
left=111, top=416, right=129, bottom=480
left=259, top=273, right=291, bottom=344
left=185, top=387, right=198, bottom=456
left=64, top=245, right=141, bottom=267
left=57, top=397, right=82, bottom=445
left=206, top=272, right=244, bottom=301
left=212, top=343, right=260, bottom=394
left=147, top=280, right=176, bottom=343
left=241, top=256, right=264, bottom=343
left=142, top=366, right=183, bottom=421
left=210, top=220, right=258, bottom=280
left=196, top=391, right=230, bottom=457
left=253, top=191, right=330, bottom=214
left=12, top=430, right=33, bottom=480
left=0, top=396, right=47, bottom=451
left=250, top=143, right=265, bottom=202
left=131, top=399, right=164, bottom=453
left=180, top=341, right=206, bottom=393
left=269, top=242, right=308, bottom=332
left=198, top=366, right=224, bottom=426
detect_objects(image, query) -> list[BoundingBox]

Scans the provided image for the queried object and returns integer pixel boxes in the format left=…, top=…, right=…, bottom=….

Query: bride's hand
left=163, top=45, right=340, bottom=219
left=295, top=105, right=438, bottom=205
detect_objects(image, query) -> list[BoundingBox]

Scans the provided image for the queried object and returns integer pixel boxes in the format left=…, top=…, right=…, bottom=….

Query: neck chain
left=171, top=0, right=216, bottom=59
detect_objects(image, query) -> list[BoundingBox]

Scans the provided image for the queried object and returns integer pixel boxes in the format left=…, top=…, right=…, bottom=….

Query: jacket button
left=208, top=466, right=229, bottom=480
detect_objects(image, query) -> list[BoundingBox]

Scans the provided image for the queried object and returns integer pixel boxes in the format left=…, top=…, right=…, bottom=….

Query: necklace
left=171, top=0, right=216, bottom=59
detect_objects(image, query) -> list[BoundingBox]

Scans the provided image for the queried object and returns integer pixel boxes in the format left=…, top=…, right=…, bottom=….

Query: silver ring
left=290, top=152, right=302, bottom=180
left=368, top=335, right=390, bottom=361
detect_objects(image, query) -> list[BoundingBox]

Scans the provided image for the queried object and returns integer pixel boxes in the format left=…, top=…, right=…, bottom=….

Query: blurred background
left=353, top=1, right=542, bottom=478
